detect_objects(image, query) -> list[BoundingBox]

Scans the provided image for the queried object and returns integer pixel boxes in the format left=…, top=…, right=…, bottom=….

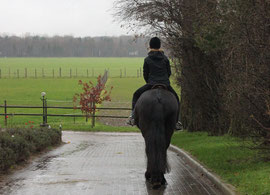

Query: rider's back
left=144, top=51, right=171, bottom=86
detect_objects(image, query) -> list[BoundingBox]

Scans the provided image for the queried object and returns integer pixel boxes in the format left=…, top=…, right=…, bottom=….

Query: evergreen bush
left=0, top=128, right=62, bottom=173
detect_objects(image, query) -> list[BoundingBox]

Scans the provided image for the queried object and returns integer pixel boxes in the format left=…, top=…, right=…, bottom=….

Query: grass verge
left=171, top=131, right=270, bottom=195
left=60, top=122, right=139, bottom=132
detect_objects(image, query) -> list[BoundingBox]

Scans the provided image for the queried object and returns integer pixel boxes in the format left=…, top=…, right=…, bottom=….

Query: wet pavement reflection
left=0, top=131, right=222, bottom=195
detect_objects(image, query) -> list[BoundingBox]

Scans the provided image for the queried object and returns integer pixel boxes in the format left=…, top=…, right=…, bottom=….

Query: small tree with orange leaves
left=73, top=75, right=113, bottom=126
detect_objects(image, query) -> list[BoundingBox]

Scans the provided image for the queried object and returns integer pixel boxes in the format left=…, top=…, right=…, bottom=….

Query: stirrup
left=127, top=116, right=135, bottom=126
left=175, top=121, right=182, bottom=131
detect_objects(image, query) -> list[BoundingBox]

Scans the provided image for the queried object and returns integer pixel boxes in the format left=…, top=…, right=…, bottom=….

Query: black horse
left=134, top=86, right=178, bottom=189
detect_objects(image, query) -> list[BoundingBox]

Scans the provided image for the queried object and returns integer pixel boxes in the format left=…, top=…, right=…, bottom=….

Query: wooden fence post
left=45, top=99, right=48, bottom=124
left=120, top=69, right=122, bottom=78
left=59, top=67, right=62, bottom=78
left=4, top=100, right=7, bottom=127
left=41, top=96, right=48, bottom=126
left=92, top=103, right=96, bottom=128
left=35, top=69, right=37, bottom=78
left=70, top=69, right=72, bottom=78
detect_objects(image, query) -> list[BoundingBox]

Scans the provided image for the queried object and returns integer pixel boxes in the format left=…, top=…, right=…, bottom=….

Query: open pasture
left=0, top=57, right=180, bottom=130
left=0, top=57, right=144, bottom=78
left=0, top=77, right=144, bottom=130
left=0, top=77, right=95, bottom=129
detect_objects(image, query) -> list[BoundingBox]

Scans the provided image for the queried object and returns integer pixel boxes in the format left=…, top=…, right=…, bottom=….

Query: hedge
left=0, top=127, right=62, bottom=172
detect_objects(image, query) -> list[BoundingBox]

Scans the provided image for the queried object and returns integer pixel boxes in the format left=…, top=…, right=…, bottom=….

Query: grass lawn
left=0, top=57, right=144, bottom=78
left=0, top=76, right=146, bottom=130
left=64, top=123, right=139, bottom=132
left=0, top=77, right=95, bottom=128
left=0, top=57, right=147, bottom=129
left=172, top=131, right=270, bottom=195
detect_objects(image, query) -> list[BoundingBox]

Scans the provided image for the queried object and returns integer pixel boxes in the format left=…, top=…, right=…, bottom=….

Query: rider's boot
left=175, top=121, right=182, bottom=131
left=127, top=110, right=135, bottom=126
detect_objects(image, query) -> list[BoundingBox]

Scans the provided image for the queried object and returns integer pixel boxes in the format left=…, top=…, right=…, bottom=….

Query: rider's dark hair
left=149, top=37, right=161, bottom=49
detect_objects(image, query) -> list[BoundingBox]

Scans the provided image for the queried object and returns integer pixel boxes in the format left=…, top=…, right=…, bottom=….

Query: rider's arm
left=143, top=59, right=149, bottom=83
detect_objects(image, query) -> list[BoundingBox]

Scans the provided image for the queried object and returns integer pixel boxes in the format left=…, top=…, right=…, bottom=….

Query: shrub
left=0, top=146, right=15, bottom=171
left=0, top=127, right=62, bottom=173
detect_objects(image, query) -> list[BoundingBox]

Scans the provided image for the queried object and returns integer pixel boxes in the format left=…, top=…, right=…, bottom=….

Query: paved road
left=0, top=131, right=222, bottom=195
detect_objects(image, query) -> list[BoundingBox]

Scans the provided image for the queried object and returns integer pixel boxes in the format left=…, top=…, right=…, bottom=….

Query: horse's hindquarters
left=135, top=89, right=178, bottom=188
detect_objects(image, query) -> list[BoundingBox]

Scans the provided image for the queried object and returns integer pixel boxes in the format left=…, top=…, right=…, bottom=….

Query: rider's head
left=149, top=37, right=161, bottom=49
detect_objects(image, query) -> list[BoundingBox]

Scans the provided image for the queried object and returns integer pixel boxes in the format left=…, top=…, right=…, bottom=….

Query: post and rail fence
left=0, top=70, right=131, bottom=128
left=0, top=67, right=142, bottom=79
left=0, top=100, right=131, bottom=128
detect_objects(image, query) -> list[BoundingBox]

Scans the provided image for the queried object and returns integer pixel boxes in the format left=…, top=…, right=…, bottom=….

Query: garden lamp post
left=40, top=92, right=48, bottom=127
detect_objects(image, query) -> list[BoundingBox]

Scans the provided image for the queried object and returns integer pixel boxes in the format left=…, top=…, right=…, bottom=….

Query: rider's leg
left=128, top=84, right=152, bottom=125
left=132, top=84, right=153, bottom=110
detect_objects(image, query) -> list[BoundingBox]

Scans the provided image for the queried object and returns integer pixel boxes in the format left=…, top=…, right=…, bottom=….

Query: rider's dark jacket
left=143, top=50, right=171, bottom=86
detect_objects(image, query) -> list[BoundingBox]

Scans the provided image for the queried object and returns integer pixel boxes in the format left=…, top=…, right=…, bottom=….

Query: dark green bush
left=0, top=128, right=62, bottom=173
left=0, top=146, right=15, bottom=171
left=2, top=134, right=30, bottom=162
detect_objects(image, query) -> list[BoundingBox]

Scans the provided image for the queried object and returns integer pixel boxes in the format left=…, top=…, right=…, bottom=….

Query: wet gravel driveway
left=0, top=131, right=222, bottom=195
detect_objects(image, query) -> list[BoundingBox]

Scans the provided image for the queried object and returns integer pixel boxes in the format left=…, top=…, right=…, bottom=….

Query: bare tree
left=114, top=0, right=226, bottom=135
left=114, top=0, right=270, bottom=156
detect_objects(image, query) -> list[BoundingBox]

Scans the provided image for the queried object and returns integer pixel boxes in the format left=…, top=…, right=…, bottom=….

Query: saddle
left=151, top=84, right=168, bottom=90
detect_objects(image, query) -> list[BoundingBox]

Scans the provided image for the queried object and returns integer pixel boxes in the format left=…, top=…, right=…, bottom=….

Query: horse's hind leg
left=151, top=173, right=161, bottom=189
left=151, top=172, right=165, bottom=189
left=145, top=135, right=152, bottom=182
left=161, top=174, right=167, bottom=185
left=145, top=171, right=151, bottom=181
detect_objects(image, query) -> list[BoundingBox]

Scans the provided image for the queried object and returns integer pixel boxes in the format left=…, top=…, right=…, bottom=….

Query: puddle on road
left=33, top=155, right=59, bottom=171
left=41, top=178, right=91, bottom=185
left=61, top=141, right=97, bottom=157
left=0, top=141, right=96, bottom=194
left=0, top=178, right=25, bottom=194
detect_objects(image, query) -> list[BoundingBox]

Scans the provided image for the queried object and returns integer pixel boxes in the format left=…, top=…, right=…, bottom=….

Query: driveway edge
left=169, top=145, right=237, bottom=195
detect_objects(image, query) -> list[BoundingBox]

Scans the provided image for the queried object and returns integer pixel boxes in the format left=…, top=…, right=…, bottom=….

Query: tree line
left=115, top=0, right=270, bottom=156
left=0, top=35, right=147, bottom=57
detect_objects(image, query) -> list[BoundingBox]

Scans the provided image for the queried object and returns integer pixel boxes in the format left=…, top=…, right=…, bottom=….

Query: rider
left=128, top=37, right=181, bottom=129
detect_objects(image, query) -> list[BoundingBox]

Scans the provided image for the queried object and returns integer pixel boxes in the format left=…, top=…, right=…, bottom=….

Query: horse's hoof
left=161, top=177, right=167, bottom=185
left=152, top=182, right=162, bottom=190
left=145, top=171, right=151, bottom=181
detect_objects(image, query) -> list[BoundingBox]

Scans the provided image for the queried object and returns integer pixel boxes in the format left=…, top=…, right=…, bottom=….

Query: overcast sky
left=0, top=0, right=129, bottom=37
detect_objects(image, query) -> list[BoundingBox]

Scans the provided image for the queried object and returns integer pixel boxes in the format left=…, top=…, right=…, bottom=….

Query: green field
left=0, top=58, right=151, bottom=129
left=0, top=57, right=269, bottom=194
left=0, top=77, right=146, bottom=129
left=0, top=57, right=144, bottom=78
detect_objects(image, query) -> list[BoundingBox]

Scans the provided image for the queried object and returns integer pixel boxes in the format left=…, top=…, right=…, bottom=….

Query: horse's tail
left=145, top=101, right=169, bottom=176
